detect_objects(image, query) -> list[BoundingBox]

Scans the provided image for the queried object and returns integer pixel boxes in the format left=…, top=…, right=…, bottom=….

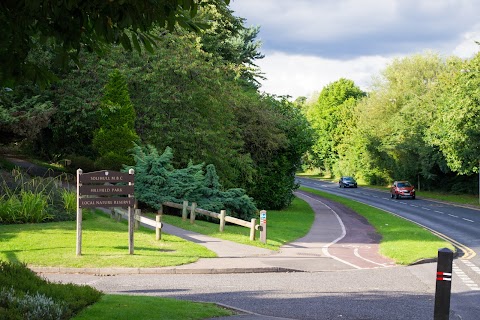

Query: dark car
left=390, top=181, right=415, bottom=199
left=339, top=176, right=357, bottom=188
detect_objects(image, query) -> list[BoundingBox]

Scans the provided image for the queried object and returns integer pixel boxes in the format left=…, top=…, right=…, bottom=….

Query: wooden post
left=128, top=168, right=135, bottom=255
left=219, top=210, right=226, bottom=232
left=250, top=218, right=256, bottom=241
left=156, top=207, right=163, bottom=240
left=190, top=202, right=197, bottom=224
left=76, top=169, right=83, bottom=256
left=182, top=200, right=188, bottom=221
left=134, top=209, right=141, bottom=230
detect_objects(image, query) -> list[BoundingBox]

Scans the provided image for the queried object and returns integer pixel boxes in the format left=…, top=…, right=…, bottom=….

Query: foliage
left=305, top=78, right=365, bottom=175
left=127, top=144, right=257, bottom=220
left=246, top=95, right=314, bottom=209
left=197, top=2, right=264, bottom=87
left=92, top=69, right=139, bottom=170
left=0, top=169, right=74, bottom=224
left=0, top=260, right=102, bottom=319
left=0, top=0, right=231, bottom=88
left=0, top=86, right=55, bottom=145
left=426, top=54, right=480, bottom=175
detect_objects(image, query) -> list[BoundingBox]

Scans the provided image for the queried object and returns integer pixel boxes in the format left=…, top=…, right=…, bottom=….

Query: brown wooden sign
left=79, top=185, right=135, bottom=196
left=79, top=170, right=134, bottom=183
left=79, top=197, right=135, bottom=208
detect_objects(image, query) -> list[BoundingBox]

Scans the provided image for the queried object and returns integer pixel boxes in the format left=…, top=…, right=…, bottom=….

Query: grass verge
left=154, top=196, right=315, bottom=250
left=73, top=294, right=234, bottom=320
left=300, top=186, right=455, bottom=264
left=0, top=210, right=216, bottom=268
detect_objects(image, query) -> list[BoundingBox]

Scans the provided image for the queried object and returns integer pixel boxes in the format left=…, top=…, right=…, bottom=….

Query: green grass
left=73, top=294, right=235, bottom=320
left=300, top=186, right=455, bottom=264
left=0, top=210, right=216, bottom=268
left=155, top=196, right=315, bottom=250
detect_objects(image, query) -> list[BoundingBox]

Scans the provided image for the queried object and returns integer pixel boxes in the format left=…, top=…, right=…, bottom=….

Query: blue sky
left=229, top=0, right=480, bottom=99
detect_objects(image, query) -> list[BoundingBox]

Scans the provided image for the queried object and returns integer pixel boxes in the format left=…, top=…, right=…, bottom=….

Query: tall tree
left=0, top=0, right=230, bottom=87
left=305, top=78, right=365, bottom=175
left=92, top=69, right=139, bottom=170
left=427, top=53, right=480, bottom=175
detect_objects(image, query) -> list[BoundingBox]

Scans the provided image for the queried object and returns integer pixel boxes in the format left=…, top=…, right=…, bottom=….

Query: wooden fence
left=162, top=201, right=257, bottom=241
left=112, top=201, right=257, bottom=241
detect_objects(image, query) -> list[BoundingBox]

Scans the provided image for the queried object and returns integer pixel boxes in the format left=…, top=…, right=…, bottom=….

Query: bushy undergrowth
left=0, top=169, right=76, bottom=224
left=127, top=144, right=257, bottom=220
left=0, top=260, right=102, bottom=319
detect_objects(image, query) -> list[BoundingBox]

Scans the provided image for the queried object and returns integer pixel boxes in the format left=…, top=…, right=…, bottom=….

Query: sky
left=229, top=0, right=480, bottom=99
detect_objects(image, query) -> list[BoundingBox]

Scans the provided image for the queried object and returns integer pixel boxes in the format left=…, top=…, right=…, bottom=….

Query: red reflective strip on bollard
left=436, top=272, right=452, bottom=281
left=437, top=277, right=452, bottom=281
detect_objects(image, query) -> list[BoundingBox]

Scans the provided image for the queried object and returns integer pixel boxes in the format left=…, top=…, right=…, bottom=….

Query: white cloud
left=229, top=0, right=480, bottom=98
left=256, top=52, right=392, bottom=98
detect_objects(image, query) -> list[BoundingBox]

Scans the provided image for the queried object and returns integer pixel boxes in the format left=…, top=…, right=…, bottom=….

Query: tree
left=305, top=78, right=365, bottom=175
left=427, top=53, right=480, bottom=175
left=0, top=0, right=230, bottom=87
left=92, top=69, right=139, bottom=170
left=197, top=2, right=264, bottom=87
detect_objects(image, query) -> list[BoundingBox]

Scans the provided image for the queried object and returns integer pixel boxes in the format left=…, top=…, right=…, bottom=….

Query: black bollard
left=433, top=248, right=454, bottom=320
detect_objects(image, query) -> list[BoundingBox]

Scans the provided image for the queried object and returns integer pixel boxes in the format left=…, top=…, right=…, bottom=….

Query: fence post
left=182, top=200, right=188, bottom=221
left=156, top=206, right=163, bottom=241
left=134, top=209, right=141, bottom=230
left=190, top=202, right=197, bottom=224
left=434, top=248, right=454, bottom=320
left=219, top=210, right=226, bottom=232
left=250, top=218, right=256, bottom=241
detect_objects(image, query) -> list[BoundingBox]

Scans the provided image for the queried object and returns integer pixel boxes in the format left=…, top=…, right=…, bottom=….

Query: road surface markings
left=353, top=248, right=391, bottom=267
left=462, top=218, right=475, bottom=223
left=434, top=210, right=444, bottom=214
left=453, top=262, right=480, bottom=291
left=462, top=260, right=480, bottom=274
left=296, top=192, right=361, bottom=269
left=410, top=204, right=419, bottom=207
left=448, top=214, right=459, bottom=218
left=422, top=207, right=431, bottom=211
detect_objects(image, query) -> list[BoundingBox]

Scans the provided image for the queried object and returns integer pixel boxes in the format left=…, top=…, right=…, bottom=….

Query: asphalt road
left=297, top=178, right=480, bottom=261
left=297, top=177, right=480, bottom=319
left=44, top=262, right=478, bottom=320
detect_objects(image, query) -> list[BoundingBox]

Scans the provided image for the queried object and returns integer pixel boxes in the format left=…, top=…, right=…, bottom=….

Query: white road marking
left=454, top=261, right=480, bottom=291
left=434, top=210, right=444, bottom=214
left=462, top=218, right=475, bottom=223
left=353, top=248, right=390, bottom=267
left=448, top=214, right=458, bottom=218
left=296, top=193, right=361, bottom=269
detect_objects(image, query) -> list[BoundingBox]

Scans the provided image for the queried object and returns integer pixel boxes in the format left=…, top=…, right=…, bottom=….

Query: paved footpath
left=35, top=191, right=408, bottom=319
left=33, top=191, right=395, bottom=276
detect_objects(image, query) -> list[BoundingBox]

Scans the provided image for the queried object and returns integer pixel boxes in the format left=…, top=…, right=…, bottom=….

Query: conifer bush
left=93, top=69, right=139, bottom=170
left=127, top=144, right=257, bottom=220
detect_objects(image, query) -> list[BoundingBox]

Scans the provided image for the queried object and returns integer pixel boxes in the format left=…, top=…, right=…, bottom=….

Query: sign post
left=76, top=169, right=135, bottom=256
left=259, top=210, right=267, bottom=244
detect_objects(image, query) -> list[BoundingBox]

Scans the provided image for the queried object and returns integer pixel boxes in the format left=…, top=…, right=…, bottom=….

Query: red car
left=391, top=181, right=415, bottom=199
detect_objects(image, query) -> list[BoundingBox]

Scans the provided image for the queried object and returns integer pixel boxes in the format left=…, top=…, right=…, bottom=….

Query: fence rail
left=162, top=201, right=257, bottom=241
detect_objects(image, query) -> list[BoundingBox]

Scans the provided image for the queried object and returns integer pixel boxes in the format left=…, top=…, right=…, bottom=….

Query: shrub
left=67, top=155, right=97, bottom=173
left=127, top=144, right=257, bottom=220
left=0, top=261, right=102, bottom=319
left=0, top=169, right=75, bottom=223
left=0, top=287, right=67, bottom=320
left=60, top=189, right=76, bottom=217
